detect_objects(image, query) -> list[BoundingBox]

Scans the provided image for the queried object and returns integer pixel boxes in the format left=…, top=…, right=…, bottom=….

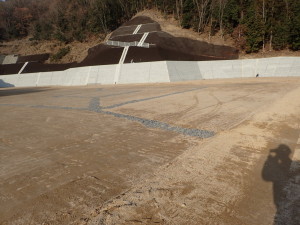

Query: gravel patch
left=101, top=110, right=215, bottom=138
left=88, top=97, right=101, bottom=112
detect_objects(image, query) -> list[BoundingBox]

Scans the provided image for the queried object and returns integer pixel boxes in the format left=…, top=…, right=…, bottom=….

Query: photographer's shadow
left=262, top=144, right=300, bottom=225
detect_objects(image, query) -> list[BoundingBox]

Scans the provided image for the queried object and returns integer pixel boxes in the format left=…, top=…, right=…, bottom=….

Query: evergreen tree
left=181, top=0, right=195, bottom=29
left=289, top=0, right=300, bottom=50
left=244, top=2, right=264, bottom=53
left=272, top=20, right=289, bottom=50
left=223, top=0, right=240, bottom=33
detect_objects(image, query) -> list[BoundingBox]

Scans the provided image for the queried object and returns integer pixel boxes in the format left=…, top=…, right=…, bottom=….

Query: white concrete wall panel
left=198, top=61, right=214, bottom=79
left=119, top=61, right=169, bottom=84
left=289, top=65, right=300, bottom=77
left=60, top=71, right=74, bottom=86
left=208, top=61, right=222, bottom=79
left=66, top=67, right=89, bottom=86
left=221, top=62, right=234, bottom=78
left=232, top=61, right=243, bottom=78
left=211, top=61, right=232, bottom=79
left=274, top=66, right=291, bottom=77
left=148, top=61, right=170, bottom=83
left=256, top=59, right=268, bottom=76
left=292, top=57, right=300, bottom=68
left=167, top=61, right=202, bottom=82
left=119, top=62, right=150, bottom=84
left=87, top=66, right=100, bottom=85
left=15, top=73, right=38, bottom=87
left=94, top=65, right=116, bottom=84
left=241, top=59, right=256, bottom=78
left=290, top=58, right=300, bottom=77
left=50, top=71, right=65, bottom=86
left=37, top=72, right=53, bottom=87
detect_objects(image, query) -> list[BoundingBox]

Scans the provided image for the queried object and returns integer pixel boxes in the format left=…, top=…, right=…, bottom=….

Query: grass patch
left=50, top=47, right=70, bottom=62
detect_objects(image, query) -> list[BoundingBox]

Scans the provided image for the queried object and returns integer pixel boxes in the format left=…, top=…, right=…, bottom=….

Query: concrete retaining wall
left=16, top=73, right=38, bottom=87
left=0, top=55, right=5, bottom=65
left=196, top=57, right=300, bottom=79
left=2, top=55, right=18, bottom=65
left=0, top=57, right=300, bottom=88
left=119, top=61, right=169, bottom=84
left=91, top=64, right=118, bottom=85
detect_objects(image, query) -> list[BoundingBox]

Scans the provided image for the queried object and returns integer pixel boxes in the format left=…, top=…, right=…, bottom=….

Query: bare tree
left=218, top=0, right=227, bottom=38
left=193, top=0, right=211, bottom=33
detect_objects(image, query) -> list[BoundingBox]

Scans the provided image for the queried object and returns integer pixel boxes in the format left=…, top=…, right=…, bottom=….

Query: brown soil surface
left=0, top=36, right=102, bottom=64
left=239, top=49, right=300, bottom=59
left=0, top=78, right=300, bottom=225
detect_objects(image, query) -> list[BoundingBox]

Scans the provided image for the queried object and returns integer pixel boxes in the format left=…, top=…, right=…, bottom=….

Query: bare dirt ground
left=0, top=78, right=300, bottom=225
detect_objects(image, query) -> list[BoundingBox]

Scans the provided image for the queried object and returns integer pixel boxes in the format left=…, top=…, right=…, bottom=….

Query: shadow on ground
left=0, top=79, right=14, bottom=88
left=262, top=144, right=300, bottom=225
left=0, top=84, right=52, bottom=97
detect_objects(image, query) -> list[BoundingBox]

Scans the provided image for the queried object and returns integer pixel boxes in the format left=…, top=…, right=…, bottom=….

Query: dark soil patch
left=0, top=63, right=23, bottom=75
left=122, top=16, right=156, bottom=26
left=23, top=62, right=76, bottom=73
left=111, top=34, right=144, bottom=42
left=79, top=45, right=123, bottom=66
left=138, top=23, right=161, bottom=33
left=110, top=26, right=137, bottom=38
left=17, top=54, right=49, bottom=63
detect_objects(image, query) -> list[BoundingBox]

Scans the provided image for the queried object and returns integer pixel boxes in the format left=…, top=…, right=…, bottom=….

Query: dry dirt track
left=0, top=78, right=300, bottom=225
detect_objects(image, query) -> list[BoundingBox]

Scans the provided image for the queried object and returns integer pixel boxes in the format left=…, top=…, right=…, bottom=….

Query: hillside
left=1, top=9, right=300, bottom=65
left=1, top=0, right=300, bottom=53
left=0, top=14, right=240, bottom=75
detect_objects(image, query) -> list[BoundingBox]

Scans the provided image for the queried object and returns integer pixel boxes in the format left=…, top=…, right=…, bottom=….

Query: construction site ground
left=0, top=77, right=300, bottom=225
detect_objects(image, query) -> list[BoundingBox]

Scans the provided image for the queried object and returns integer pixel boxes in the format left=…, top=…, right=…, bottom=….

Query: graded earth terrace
left=0, top=78, right=299, bottom=225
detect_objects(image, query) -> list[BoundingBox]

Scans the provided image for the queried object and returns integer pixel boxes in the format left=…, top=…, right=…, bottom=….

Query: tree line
left=0, top=0, right=300, bottom=53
